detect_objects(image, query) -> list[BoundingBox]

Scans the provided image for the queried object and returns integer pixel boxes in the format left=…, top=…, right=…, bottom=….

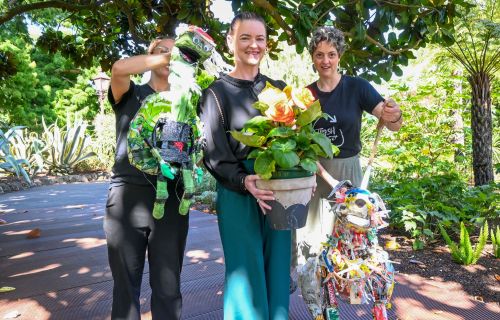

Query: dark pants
left=104, top=179, right=189, bottom=320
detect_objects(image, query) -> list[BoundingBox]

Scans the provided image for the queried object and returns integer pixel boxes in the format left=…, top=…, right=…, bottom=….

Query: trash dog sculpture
left=127, top=26, right=225, bottom=218
left=299, top=122, right=395, bottom=320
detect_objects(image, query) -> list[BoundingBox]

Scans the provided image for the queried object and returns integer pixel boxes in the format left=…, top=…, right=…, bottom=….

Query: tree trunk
left=468, top=72, right=493, bottom=186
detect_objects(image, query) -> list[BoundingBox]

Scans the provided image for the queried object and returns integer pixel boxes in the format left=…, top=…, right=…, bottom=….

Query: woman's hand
left=372, top=98, right=402, bottom=132
left=244, top=175, right=275, bottom=214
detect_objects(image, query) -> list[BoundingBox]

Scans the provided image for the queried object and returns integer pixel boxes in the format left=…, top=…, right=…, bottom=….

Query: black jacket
left=198, top=73, right=286, bottom=193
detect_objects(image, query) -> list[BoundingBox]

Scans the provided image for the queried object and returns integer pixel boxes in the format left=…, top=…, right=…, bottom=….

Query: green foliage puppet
left=127, top=26, right=220, bottom=218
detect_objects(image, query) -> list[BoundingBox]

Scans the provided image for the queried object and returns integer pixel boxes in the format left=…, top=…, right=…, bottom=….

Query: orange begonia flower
left=265, top=100, right=296, bottom=126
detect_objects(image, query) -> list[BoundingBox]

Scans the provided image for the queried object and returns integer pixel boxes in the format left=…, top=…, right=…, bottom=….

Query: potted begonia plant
left=230, top=82, right=338, bottom=229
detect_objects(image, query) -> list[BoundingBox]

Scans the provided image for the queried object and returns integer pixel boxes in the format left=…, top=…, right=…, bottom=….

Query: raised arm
left=110, top=39, right=172, bottom=103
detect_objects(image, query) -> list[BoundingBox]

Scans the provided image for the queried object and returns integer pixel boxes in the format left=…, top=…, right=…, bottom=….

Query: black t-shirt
left=308, top=75, right=383, bottom=158
left=108, top=81, right=157, bottom=186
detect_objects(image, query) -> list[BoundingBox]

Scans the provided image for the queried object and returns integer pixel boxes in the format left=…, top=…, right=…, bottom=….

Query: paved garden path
left=0, top=182, right=498, bottom=319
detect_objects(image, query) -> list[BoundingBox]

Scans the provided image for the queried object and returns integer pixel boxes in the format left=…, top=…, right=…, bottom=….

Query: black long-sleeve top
left=198, top=73, right=286, bottom=193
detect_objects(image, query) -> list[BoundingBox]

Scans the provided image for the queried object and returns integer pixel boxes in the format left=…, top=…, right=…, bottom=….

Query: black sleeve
left=358, top=77, right=384, bottom=114
left=108, top=81, right=135, bottom=111
left=198, top=87, right=248, bottom=193
left=276, top=79, right=287, bottom=90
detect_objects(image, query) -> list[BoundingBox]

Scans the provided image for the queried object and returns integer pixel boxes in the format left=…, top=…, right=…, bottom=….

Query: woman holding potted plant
left=198, top=12, right=292, bottom=320
left=294, top=25, right=403, bottom=267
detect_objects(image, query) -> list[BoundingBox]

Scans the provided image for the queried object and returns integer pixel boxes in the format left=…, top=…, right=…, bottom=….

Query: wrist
left=390, top=111, right=403, bottom=123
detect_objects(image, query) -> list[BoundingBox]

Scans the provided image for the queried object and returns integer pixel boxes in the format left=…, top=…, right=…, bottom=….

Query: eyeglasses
left=153, top=46, right=170, bottom=54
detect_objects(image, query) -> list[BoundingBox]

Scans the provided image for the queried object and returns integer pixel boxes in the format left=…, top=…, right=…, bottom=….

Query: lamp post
left=91, top=70, right=111, bottom=115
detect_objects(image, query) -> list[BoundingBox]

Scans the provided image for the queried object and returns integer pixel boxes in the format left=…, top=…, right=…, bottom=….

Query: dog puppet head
left=334, top=188, right=388, bottom=231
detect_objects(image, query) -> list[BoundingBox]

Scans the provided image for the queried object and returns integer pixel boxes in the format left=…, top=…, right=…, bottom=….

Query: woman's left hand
left=244, top=175, right=274, bottom=214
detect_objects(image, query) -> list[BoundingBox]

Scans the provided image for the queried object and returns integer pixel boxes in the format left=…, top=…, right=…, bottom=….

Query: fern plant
left=491, top=225, right=500, bottom=258
left=438, top=221, right=488, bottom=265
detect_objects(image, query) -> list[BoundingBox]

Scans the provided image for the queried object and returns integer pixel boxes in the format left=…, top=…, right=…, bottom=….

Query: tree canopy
left=1, top=0, right=474, bottom=83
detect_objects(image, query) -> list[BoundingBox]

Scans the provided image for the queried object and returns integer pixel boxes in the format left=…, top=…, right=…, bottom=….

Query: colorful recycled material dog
left=298, top=185, right=395, bottom=320
left=127, top=26, right=217, bottom=219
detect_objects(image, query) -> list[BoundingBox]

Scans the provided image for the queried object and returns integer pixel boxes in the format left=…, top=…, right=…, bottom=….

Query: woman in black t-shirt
left=294, top=26, right=403, bottom=267
left=105, top=37, right=189, bottom=320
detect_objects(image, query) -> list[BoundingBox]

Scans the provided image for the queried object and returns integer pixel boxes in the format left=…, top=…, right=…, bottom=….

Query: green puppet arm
left=152, top=174, right=169, bottom=219
left=179, top=168, right=195, bottom=215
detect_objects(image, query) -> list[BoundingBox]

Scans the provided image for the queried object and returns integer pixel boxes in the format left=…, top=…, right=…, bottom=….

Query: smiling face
left=227, top=19, right=267, bottom=68
left=312, top=41, right=341, bottom=79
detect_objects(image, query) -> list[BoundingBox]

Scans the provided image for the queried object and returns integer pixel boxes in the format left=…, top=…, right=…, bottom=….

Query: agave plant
left=0, top=126, right=31, bottom=184
left=42, top=118, right=96, bottom=175
left=8, top=128, right=46, bottom=175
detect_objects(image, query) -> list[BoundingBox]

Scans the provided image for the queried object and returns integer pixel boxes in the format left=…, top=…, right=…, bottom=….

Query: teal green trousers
left=216, top=183, right=291, bottom=320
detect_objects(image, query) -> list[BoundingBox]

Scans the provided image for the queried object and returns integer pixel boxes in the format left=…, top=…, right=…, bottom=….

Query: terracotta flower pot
left=256, top=172, right=316, bottom=230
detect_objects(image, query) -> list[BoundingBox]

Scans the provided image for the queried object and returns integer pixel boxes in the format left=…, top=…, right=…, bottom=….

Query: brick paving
left=0, top=182, right=498, bottom=319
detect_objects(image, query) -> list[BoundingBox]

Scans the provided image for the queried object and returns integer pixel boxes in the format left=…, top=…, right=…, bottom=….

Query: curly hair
left=308, top=26, right=346, bottom=56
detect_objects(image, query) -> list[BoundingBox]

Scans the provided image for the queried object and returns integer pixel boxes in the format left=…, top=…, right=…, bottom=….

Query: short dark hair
left=228, top=12, right=267, bottom=37
left=308, top=26, right=346, bottom=56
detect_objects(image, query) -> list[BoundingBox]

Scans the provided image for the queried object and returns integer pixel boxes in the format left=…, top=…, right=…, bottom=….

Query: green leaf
left=439, top=224, right=454, bottom=247
left=296, top=100, right=322, bottom=126
left=270, top=139, right=296, bottom=153
left=0, top=286, right=16, bottom=293
left=253, top=101, right=269, bottom=113
left=393, top=65, right=403, bottom=77
left=310, top=144, right=327, bottom=157
left=311, top=132, right=334, bottom=158
left=423, top=229, right=434, bottom=237
left=388, top=32, right=397, bottom=45
left=294, top=131, right=310, bottom=149
left=354, top=21, right=366, bottom=41
left=267, top=126, right=294, bottom=138
left=243, top=116, right=272, bottom=131
left=272, top=150, right=300, bottom=169
left=299, top=158, right=317, bottom=173
left=247, top=148, right=261, bottom=159
left=254, top=152, right=275, bottom=180
left=229, top=131, right=266, bottom=147
left=404, top=220, right=417, bottom=231
left=412, top=239, right=424, bottom=250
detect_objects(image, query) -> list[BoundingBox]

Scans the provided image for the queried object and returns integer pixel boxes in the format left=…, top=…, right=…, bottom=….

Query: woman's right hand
left=244, top=175, right=275, bottom=214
